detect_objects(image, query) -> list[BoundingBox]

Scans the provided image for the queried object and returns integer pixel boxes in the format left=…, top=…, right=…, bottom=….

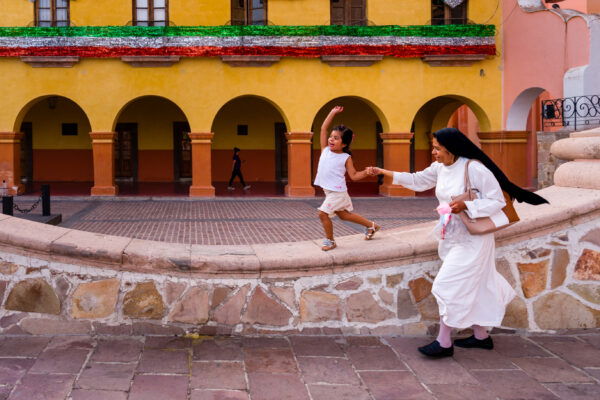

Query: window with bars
left=231, top=0, right=267, bottom=26
left=35, top=0, right=70, bottom=27
left=330, top=0, right=367, bottom=26
left=133, top=0, right=169, bottom=27
left=431, top=0, right=468, bottom=25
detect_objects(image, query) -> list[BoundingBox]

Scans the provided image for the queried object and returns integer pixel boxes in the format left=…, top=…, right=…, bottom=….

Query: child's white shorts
left=318, top=189, right=353, bottom=217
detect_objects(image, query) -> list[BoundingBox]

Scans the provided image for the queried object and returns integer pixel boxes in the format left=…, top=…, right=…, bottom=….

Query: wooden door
left=173, top=121, right=192, bottom=180
left=114, top=123, right=138, bottom=180
left=331, top=0, right=366, bottom=25
left=19, top=122, right=33, bottom=183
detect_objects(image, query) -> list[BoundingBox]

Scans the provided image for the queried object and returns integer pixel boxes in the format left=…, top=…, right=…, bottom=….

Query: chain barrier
left=13, top=195, right=42, bottom=214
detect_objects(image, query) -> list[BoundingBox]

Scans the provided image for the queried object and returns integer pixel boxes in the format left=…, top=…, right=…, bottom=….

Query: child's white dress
left=314, top=148, right=353, bottom=216
left=393, top=157, right=516, bottom=328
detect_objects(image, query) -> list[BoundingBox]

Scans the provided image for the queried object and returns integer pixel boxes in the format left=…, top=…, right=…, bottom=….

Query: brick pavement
left=1, top=333, right=600, bottom=399
left=12, top=197, right=438, bottom=245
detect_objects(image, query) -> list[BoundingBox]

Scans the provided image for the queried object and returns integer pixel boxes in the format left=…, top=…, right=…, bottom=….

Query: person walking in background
left=314, top=106, right=380, bottom=251
left=227, top=147, right=251, bottom=191
left=369, top=127, right=548, bottom=358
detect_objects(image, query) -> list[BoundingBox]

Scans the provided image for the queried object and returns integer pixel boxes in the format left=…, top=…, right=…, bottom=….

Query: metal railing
left=542, top=95, right=600, bottom=131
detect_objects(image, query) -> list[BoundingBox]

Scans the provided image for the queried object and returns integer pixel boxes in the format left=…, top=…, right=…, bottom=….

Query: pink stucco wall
left=503, top=0, right=589, bottom=129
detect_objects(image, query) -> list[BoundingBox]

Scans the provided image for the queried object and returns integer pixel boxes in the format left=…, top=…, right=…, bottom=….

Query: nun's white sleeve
left=392, top=162, right=439, bottom=192
left=464, top=162, right=506, bottom=218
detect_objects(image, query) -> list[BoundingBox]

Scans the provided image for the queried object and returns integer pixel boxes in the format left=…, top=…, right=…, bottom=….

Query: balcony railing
left=542, top=95, right=600, bottom=131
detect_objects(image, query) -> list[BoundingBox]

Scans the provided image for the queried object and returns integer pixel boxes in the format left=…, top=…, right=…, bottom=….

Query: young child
left=314, top=106, right=380, bottom=251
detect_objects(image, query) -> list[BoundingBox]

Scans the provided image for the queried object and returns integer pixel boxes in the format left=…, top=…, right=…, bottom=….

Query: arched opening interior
left=211, top=96, right=288, bottom=196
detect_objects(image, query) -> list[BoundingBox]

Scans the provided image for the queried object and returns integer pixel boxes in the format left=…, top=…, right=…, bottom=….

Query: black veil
left=432, top=128, right=548, bottom=205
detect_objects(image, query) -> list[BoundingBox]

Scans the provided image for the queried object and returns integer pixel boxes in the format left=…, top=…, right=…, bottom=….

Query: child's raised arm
left=320, top=106, right=343, bottom=150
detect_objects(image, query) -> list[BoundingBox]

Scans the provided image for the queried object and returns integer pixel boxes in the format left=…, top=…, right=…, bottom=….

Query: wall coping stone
left=2, top=185, right=599, bottom=278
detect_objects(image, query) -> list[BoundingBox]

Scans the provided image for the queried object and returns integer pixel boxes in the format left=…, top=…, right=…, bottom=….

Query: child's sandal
left=321, top=239, right=337, bottom=251
left=365, top=222, right=380, bottom=240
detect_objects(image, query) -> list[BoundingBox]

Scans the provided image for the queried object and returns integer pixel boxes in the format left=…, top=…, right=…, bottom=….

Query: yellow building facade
left=0, top=0, right=507, bottom=197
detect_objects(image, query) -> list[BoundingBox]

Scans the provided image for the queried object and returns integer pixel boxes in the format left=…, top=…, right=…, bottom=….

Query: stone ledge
left=220, top=55, right=281, bottom=67
left=121, top=56, right=181, bottom=67
left=320, top=55, right=384, bottom=67
left=0, top=186, right=598, bottom=278
left=421, top=54, right=487, bottom=67
left=20, top=56, right=80, bottom=68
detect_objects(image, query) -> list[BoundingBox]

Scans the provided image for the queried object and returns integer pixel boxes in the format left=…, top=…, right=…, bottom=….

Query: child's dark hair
left=333, top=125, right=353, bottom=155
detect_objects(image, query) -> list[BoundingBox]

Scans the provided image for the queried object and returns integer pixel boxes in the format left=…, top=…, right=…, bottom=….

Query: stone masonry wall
left=537, top=130, right=570, bottom=189
left=0, top=218, right=598, bottom=336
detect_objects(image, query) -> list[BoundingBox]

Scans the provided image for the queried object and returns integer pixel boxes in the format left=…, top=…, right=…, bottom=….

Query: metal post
left=41, top=184, right=50, bottom=216
left=2, top=196, right=13, bottom=216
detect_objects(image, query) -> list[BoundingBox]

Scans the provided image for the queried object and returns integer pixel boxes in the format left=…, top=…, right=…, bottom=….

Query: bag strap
left=463, top=159, right=473, bottom=192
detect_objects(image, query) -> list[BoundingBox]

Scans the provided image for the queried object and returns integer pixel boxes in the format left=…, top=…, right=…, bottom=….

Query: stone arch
left=13, top=95, right=93, bottom=191
left=506, top=87, right=548, bottom=131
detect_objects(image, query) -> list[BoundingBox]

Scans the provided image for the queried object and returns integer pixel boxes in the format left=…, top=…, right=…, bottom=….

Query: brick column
left=285, top=131, right=315, bottom=197
left=379, top=132, right=414, bottom=196
left=90, top=132, right=118, bottom=196
left=479, top=131, right=528, bottom=188
left=0, top=132, right=24, bottom=195
left=189, top=132, right=215, bottom=197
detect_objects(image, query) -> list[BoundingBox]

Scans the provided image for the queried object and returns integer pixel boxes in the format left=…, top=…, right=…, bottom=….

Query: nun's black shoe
left=453, top=335, right=494, bottom=350
left=417, top=340, right=454, bottom=358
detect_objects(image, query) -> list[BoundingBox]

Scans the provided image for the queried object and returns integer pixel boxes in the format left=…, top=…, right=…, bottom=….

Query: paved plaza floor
left=0, top=332, right=599, bottom=400
left=13, top=196, right=438, bottom=245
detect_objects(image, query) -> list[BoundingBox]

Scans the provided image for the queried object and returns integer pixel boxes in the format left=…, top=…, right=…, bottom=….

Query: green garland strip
left=0, top=25, right=495, bottom=38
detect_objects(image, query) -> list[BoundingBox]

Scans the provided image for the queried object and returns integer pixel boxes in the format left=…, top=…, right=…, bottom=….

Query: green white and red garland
left=0, top=25, right=495, bottom=58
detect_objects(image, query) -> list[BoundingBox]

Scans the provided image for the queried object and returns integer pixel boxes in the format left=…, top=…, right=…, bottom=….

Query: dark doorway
left=19, top=122, right=33, bottom=184
left=173, top=121, right=192, bottom=180
left=115, top=123, right=138, bottom=180
left=274, top=122, right=287, bottom=183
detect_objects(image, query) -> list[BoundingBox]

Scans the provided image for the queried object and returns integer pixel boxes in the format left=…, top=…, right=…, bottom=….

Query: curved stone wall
left=0, top=184, right=599, bottom=335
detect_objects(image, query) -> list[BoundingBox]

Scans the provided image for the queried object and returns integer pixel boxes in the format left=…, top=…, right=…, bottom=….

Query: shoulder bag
left=451, top=160, right=520, bottom=235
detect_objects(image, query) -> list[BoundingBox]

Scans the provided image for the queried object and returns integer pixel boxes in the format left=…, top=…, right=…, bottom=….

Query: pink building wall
left=503, top=0, right=590, bottom=130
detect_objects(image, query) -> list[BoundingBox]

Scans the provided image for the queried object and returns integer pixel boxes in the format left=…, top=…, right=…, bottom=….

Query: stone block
left=496, top=258, right=516, bottom=288
left=300, top=290, right=342, bottom=322
left=131, top=322, right=185, bottom=335
left=397, top=288, right=418, bottom=319
left=71, top=278, right=120, bottom=319
left=568, top=283, right=600, bottom=304
left=524, top=247, right=552, bottom=259
left=5, top=278, right=60, bottom=314
left=551, top=248, right=569, bottom=289
left=168, top=286, right=210, bottom=324
left=334, top=277, right=363, bottom=290
left=211, top=286, right=232, bottom=309
left=574, top=249, right=600, bottom=280
left=270, top=286, right=296, bottom=310
left=346, top=290, right=393, bottom=323
left=165, top=282, right=187, bottom=305
left=213, top=284, right=250, bottom=325
left=368, top=276, right=382, bottom=285
left=0, top=261, right=18, bottom=275
left=417, top=295, right=439, bottom=321
left=401, top=322, right=429, bottom=335
left=517, top=260, right=549, bottom=298
left=54, top=275, right=71, bottom=304
left=50, top=229, right=131, bottom=265
left=581, top=227, right=600, bottom=247
left=0, top=312, right=26, bottom=328
left=242, top=287, right=292, bottom=326
left=123, top=281, right=164, bottom=319
left=0, top=280, right=6, bottom=302
left=408, top=277, right=432, bottom=303
left=378, top=288, right=393, bottom=305
left=533, top=292, right=600, bottom=330
left=123, top=239, right=191, bottom=274
left=501, top=297, right=529, bottom=329
left=386, top=273, right=403, bottom=288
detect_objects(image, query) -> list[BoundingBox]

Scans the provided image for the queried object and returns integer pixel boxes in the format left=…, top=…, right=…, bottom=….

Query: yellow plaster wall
left=24, top=98, right=92, bottom=150
left=369, top=0, right=429, bottom=25
left=72, top=0, right=130, bottom=26
left=211, top=97, right=284, bottom=150
left=117, top=97, right=187, bottom=150
left=171, top=0, right=230, bottom=26
left=270, top=0, right=329, bottom=25
left=0, top=0, right=32, bottom=26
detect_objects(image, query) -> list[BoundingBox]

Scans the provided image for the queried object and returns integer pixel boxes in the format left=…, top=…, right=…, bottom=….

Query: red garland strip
left=0, top=45, right=496, bottom=58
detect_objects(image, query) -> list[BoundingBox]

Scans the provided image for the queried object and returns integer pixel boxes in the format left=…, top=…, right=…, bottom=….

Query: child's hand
left=330, top=106, right=344, bottom=115
left=368, top=167, right=381, bottom=175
